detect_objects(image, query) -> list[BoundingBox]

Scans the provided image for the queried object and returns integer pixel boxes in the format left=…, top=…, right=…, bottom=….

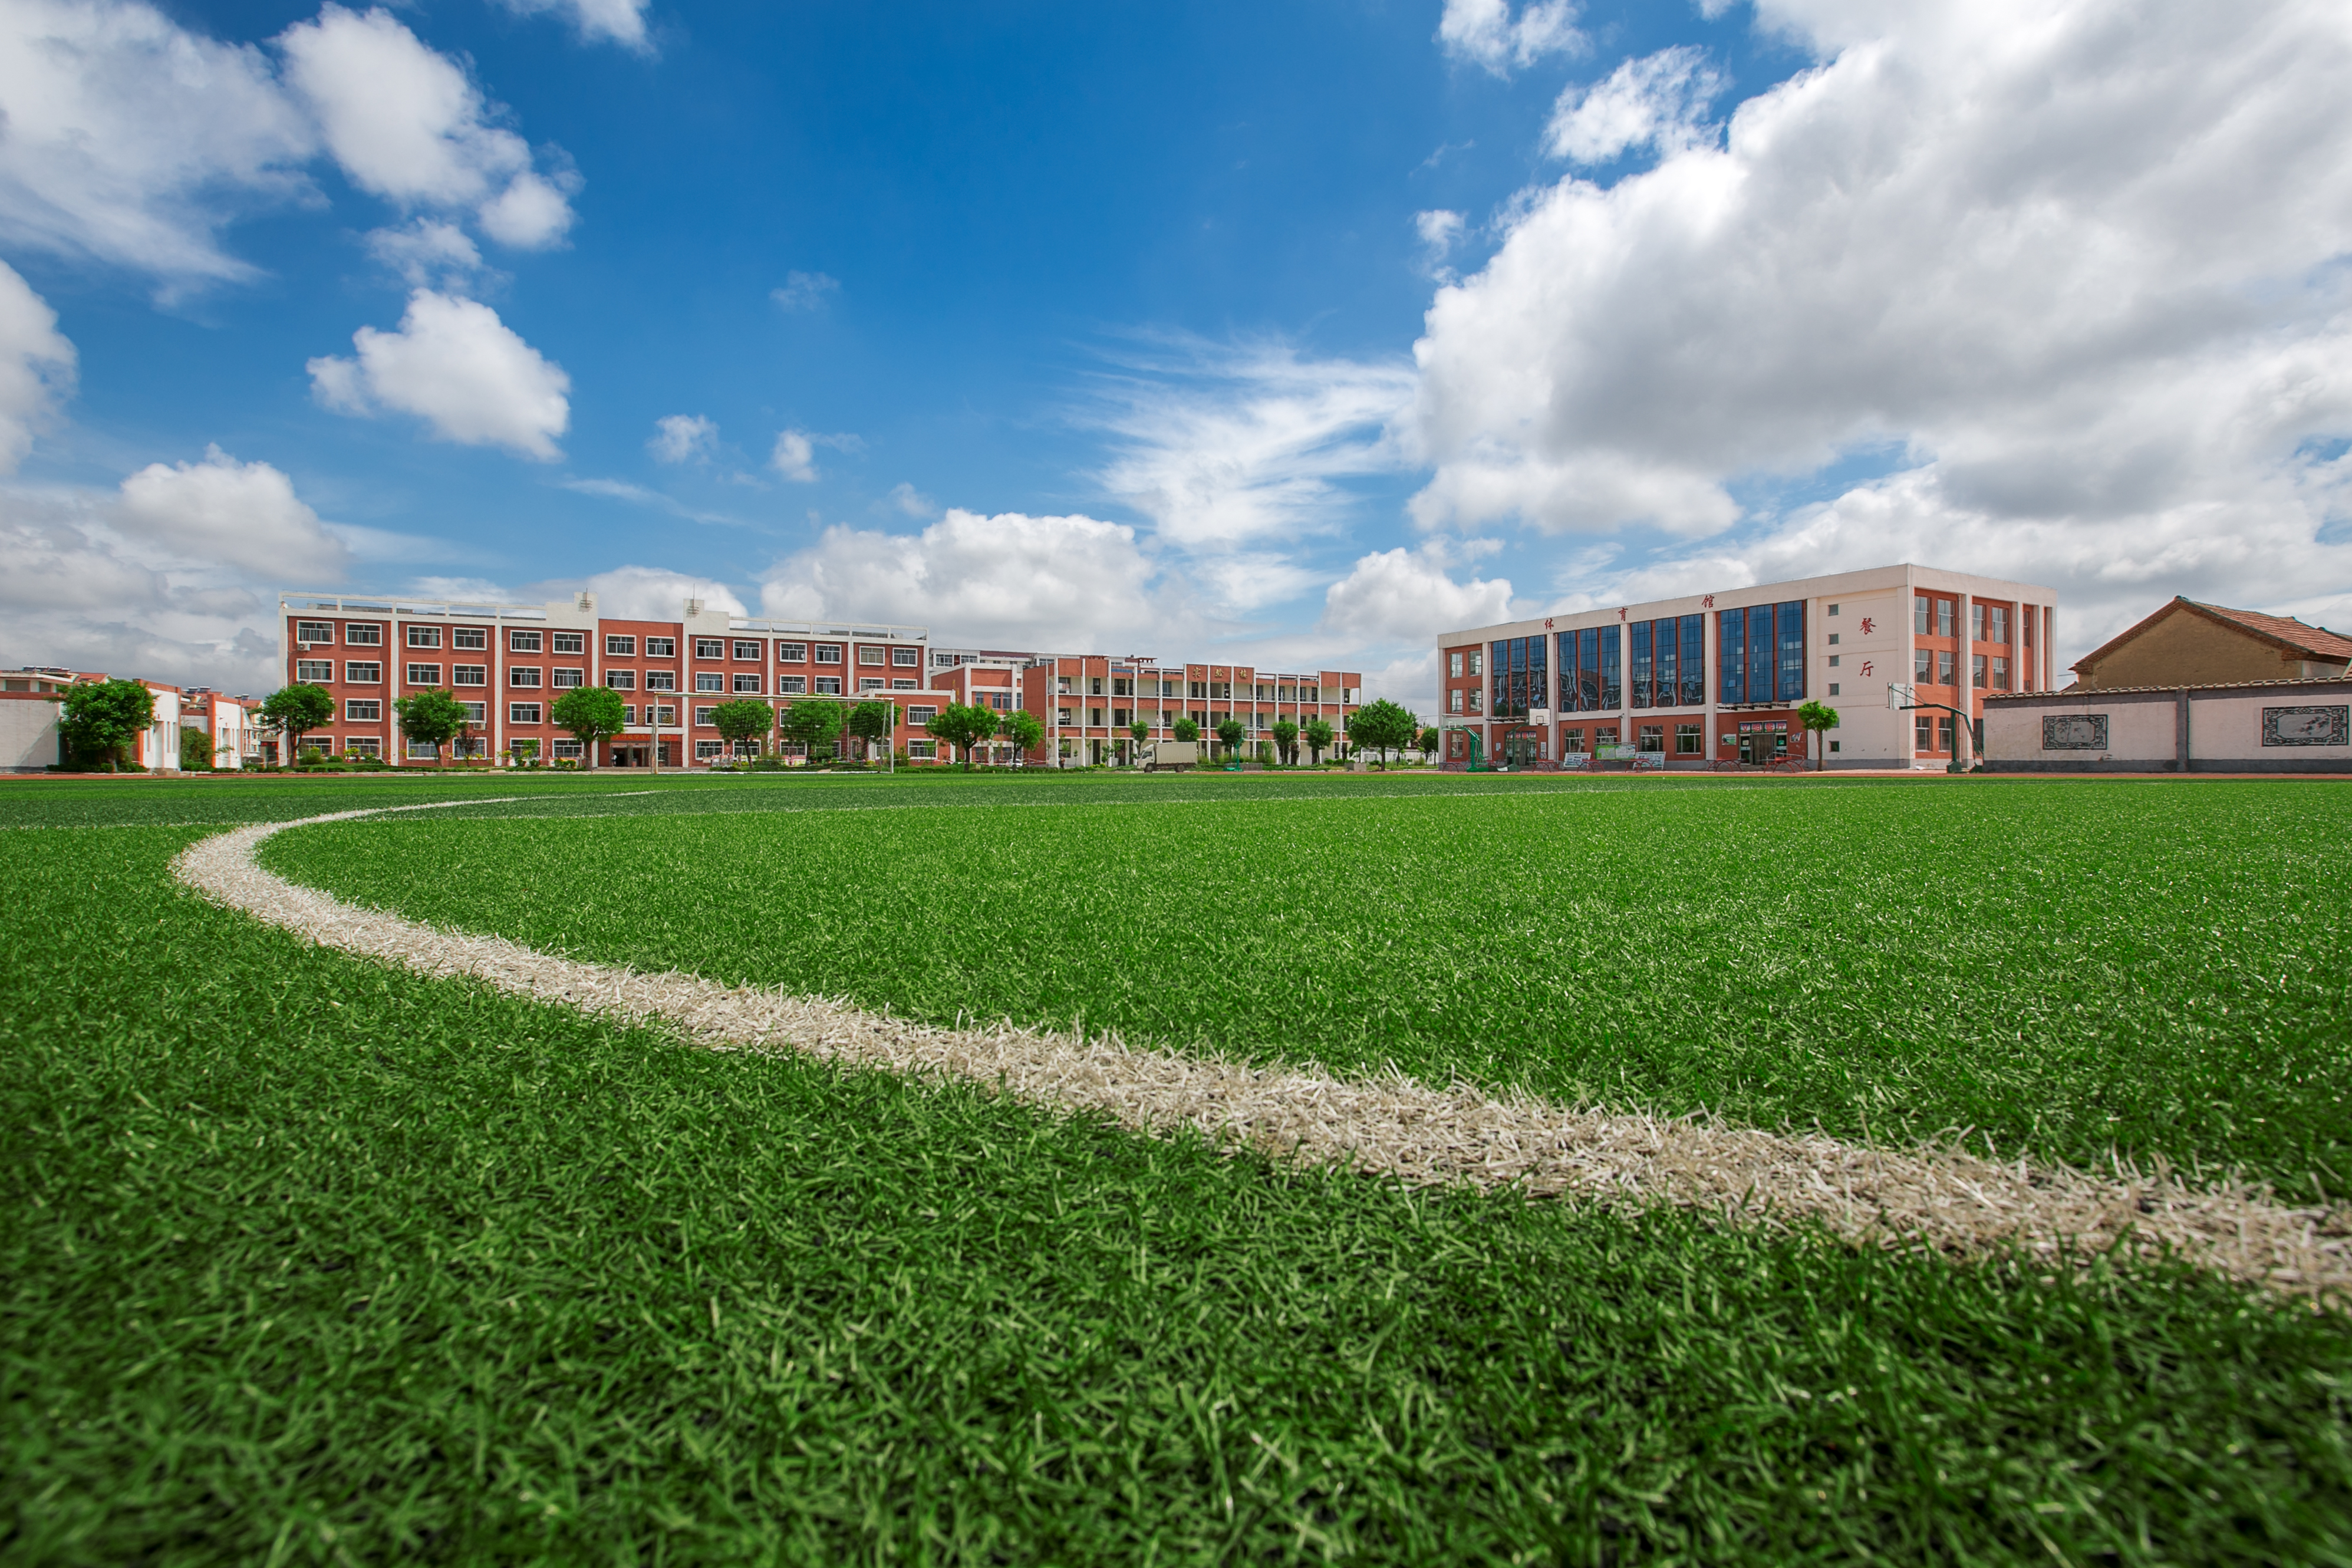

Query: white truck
left=1138, top=740, right=1199, bottom=773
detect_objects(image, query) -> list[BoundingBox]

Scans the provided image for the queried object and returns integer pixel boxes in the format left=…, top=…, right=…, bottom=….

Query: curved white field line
left=174, top=802, right=2349, bottom=1300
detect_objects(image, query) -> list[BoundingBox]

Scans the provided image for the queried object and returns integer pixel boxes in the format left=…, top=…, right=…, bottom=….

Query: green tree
left=1171, top=716, right=1200, bottom=744
left=1000, top=707, right=1045, bottom=763
left=394, top=688, right=470, bottom=766
left=1214, top=716, right=1246, bottom=759
left=179, top=727, right=215, bottom=770
left=1302, top=717, right=1335, bottom=765
left=1128, top=718, right=1149, bottom=750
left=1797, top=699, right=1841, bottom=771
left=924, top=702, right=994, bottom=770
left=551, top=686, right=628, bottom=768
left=1418, top=726, right=1441, bottom=764
left=710, top=698, right=775, bottom=759
left=258, top=683, right=333, bottom=766
left=1345, top=699, right=1419, bottom=769
left=780, top=697, right=844, bottom=763
left=1271, top=717, right=1299, bottom=766
left=847, top=699, right=897, bottom=762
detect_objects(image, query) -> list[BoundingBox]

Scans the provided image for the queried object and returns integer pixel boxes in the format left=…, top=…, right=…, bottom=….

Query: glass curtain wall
left=1678, top=616, right=1705, bottom=705
left=1717, top=604, right=1807, bottom=705
left=1488, top=635, right=1549, bottom=720
left=1628, top=614, right=1707, bottom=709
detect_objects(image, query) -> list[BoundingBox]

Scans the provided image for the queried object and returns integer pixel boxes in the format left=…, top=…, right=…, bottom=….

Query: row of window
left=1912, top=597, right=2031, bottom=646
left=1556, top=723, right=1709, bottom=755
left=1910, top=650, right=2015, bottom=690
left=295, top=618, right=925, bottom=666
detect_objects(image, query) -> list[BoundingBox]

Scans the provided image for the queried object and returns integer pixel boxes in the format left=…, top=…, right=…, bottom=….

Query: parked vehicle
left=1139, top=740, right=1199, bottom=773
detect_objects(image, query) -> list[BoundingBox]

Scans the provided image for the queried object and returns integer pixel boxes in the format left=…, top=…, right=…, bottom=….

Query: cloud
left=1437, top=0, right=1585, bottom=76
left=278, top=4, right=576, bottom=249
left=1409, top=0, right=2352, bottom=567
left=364, top=218, right=483, bottom=286
left=1088, top=338, right=1415, bottom=554
left=0, top=261, right=77, bottom=472
left=771, top=270, right=840, bottom=312
left=580, top=563, right=746, bottom=621
left=489, top=0, right=652, bottom=51
left=884, top=482, right=935, bottom=518
left=114, top=444, right=351, bottom=578
left=309, top=289, right=571, bottom=459
left=771, top=429, right=817, bottom=483
left=1414, top=209, right=1465, bottom=280
left=760, top=509, right=1181, bottom=653
left=0, top=0, right=316, bottom=287
left=648, top=413, right=717, bottom=464
left=1544, top=45, right=1726, bottom=164
left=1318, top=539, right=1515, bottom=644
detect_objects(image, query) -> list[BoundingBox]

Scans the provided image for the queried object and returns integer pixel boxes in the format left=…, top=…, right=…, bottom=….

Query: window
left=1915, top=595, right=1932, bottom=635
left=460, top=702, right=486, bottom=724
left=696, top=672, right=726, bottom=693
left=1916, top=716, right=1934, bottom=750
left=814, top=676, right=842, bottom=695
left=1594, top=726, right=1619, bottom=749
left=1829, top=741, right=1840, bottom=753
left=778, top=675, right=808, bottom=695
left=452, top=736, right=488, bottom=758
left=1638, top=724, right=1665, bottom=753
left=509, top=666, right=542, bottom=688
left=1938, top=599, right=1956, bottom=638
left=297, top=659, right=333, bottom=683
left=697, top=740, right=726, bottom=760
left=608, top=670, right=636, bottom=690
left=696, top=638, right=725, bottom=660
left=1827, top=633, right=1840, bottom=645
left=553, top=631, right=584, bottom=654
left=1992, top=655, right=2010, bottom=691
left=509, top=630, right=542, bottom=653
left=1675, top=722, right=1703, bottom=755
left=345, top=699, right=381, bottom=721
left=607, top=634, right=637, bottom=656
left=858, top=645, right=885, bottom=666
left=989, top=693, right=1010, bottom=710
left=778, top=642, right=808, bottom=663
left=908, top=705, right=938, bottom=724
left=645, top=637, right=676, bottom=657
left=1466, top=687, right=1482, bottom=713
left=347, top=737, right=380, bottom=757
left=1828, top=655, right=1840, bottom=668
left=645, top=671, right=676, bottom=691
left=510, top=702, right=542, bottom=724
left=297, top=620, right=333, bottom=644
left=407, top=625, right=442, bottom=648
left=652, top=705, right=676, bottom=726
left=1448, top=651, right=1464, bottom=678
left=733, top=640, right=763, bottom=661
left=345, top=623, right=382, bottom=645
left=1448, top=690, right=1464, bottom=714
left=406, top=663, right=443, bottom=686
left=407, top=739, right=439, bottom=759
left=1467, top=651, right=1484, bottom=677
left=1914, top=648, right=1932, bottom=685
left=1058, top=707, right=1075, bottom=726
left=815, top=643, right=844, bottom=664
left=1972, top=653, right=1988, bottom=688
left=298, top=736, right=335, bottom=757
left=1937, top=650, right=1955, bottom=686
left=891, top=678, right=917, bottom=690
left=892, top=646, right=920, bottom=667
left=1562, top=727, right=1585, bottom=753
left=1828, top=603, right=1840, bottom=617
left=1988, top=606, right=2009, bottom=645
left=623, top=705, right=637, bottom=725
left=733, top=674, right=762, bottom=693
left=694, top=707, right=716, bottom=727
left=453, top=664, right=487, bottom=687
left=552, top=668, right=583, bottom=689
left=345, top=661, right=382, bottom=683
left=1938, top=716, right=1956, bottom=752
left=453, top=626, right=487, bottom=650
left=553, top=740, right=583, bottom=759
left=908, top=740, right=937, bottom=759
left=1969, top=603, right=1985, bottom=642
left=1828, top=683, right=1840, bottom=696
left=860, top=677, right=885, bottom=691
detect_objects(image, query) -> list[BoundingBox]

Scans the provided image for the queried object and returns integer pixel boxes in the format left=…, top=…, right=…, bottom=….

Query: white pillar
left=1955, top=589, right=1975, bottom=767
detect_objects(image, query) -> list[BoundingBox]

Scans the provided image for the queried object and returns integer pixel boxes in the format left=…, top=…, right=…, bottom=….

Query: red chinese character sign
left=1859, top=661, right=1875, bottom=677
left=1859, top=617, right=1876, bottom=635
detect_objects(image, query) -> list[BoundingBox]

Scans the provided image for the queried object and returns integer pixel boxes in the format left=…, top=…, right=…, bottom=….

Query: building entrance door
left=612, top=745, right=648, bottom=767
left=1501, top=729, right=1542, bottom=769
left=1737, top=730, right=1786, bottom=766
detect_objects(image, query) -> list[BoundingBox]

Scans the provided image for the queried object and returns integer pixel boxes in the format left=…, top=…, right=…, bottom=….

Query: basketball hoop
left=1887, top=682, right=1916, bottom=710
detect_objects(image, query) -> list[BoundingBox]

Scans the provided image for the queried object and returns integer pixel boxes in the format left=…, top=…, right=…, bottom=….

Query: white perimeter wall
left=1, top=698, right=61, bottom=770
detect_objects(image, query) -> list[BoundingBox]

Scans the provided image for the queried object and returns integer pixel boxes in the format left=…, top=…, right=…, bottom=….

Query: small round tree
left=1215, top=716, right=1245, bottom=759
left=847, top=698, right=896, bottom=763
left=258, top=683, right=334, bottom=767
left=1418, top=726, right=1441, bottom=764
left=1271, top=717, right=1299, bottom=766
left=1345, top=699, right=1418, bottom=769
left=925, top=702, right=994, bottom=769
left=1000, top=707, right=1045, bottom=763
left=1302, top=717, right=1334, bottom=765
left=710, top=697, right=775, bottom=761
left=780, top=697, right=845, bottom=763
left=1171, top=716, right=1201, bottom=745
left=551, top=685, right=628, bottom=769
left=394, top=688, right=470, bottom=766
left=1797, top=699, right=1840, bottom=771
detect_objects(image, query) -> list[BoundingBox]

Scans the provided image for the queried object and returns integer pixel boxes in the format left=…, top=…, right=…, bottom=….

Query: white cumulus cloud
left=648, top=413, right=717, bottom=464
left=579, top=564, right=746, bottom=621
left=1545, top=45, right=1727, bottom=164
left=114, top=443, right=351, bottom=579
left=0, top=260, right=77, bottom=472
left=278, top=4, right=576, bottom=249
left=771, top=429, right=818, bottom=483
left=1409, top=0, right=2352, bottom=564
left=363, top=218, right=483, bottom=286
left=1437, top=0, right=1585, bottom=75
left=1319, top=539, right=1516, bottom=644
left=309, top=289, right=571, bottom=460
left=489, top=0, right=652, bottom=51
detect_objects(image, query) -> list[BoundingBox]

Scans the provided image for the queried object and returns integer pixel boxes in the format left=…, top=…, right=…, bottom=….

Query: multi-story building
left=278, top=594, right=1367, bottom=767
left=1436, top=564, right=2058, bottom=770
left=1, top=668, right=258, bottom=771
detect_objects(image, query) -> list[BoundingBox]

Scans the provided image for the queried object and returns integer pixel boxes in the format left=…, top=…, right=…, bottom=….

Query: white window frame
left=406, top=663, right=443, bottom=686
left=695, top=672, right=726, bottom=693
left=778, top=642, right=808, bottom=663
left=344, top=699, right=381, bottom=722
left=460, top=701, right=487, bottom=724
left=608, top=670, right=637, bottom=690
left=907, top=740, right=937, bottom=759
left=295, top=620, right=333, bottom=644
left=695, top=638, right=725, bottom=660
left=733, top=640, right=763, bottom=661
left=452, top=627, right=489, bottom=651
left=858, top=645, right=886, bottom=667
left=452, top=665, right=487, bottom=687
left=552, top=631, right=585, bottom=655
left=407, top=625, right=443, bottom=648
left=296, top=660, right=333, bottom=683
left=344, top=622, right=383, bottom=645
left=815, top=643, right=844, bottom=664
left=645, top=671, right=677, bottom=692
left=552, top=739, right=583, bottom=759
left=908, top=706, right=938, bottom=724
left=344, top=661, right=382, bottom=684
left=694, top=706, right=717, bottom=727
left=509, top=701, right=543, bottom=724
left=814, top=676, right=842, bottom=695
left=552, top=668, right=584, bottom=689
left=778, top=676, right=807, bottom=694
left=607, top=635, right=637, bottom=656
left=509, top=630, right=542, bottom=653
left=346, top=737, right=381, bottom=757
left=891, top=646, right=920, bottom=667
left=696, top=739, right=726, bottom=760
left=509, top=666, right=542, bottom=688
left=644, top=637, right=677, bottom=657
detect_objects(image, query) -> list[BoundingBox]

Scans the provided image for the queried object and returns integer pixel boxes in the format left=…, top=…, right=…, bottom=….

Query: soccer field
left=6, top=772, right=2351, bottom=1563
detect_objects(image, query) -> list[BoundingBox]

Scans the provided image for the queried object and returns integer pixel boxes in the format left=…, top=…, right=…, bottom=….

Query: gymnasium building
left=1436, top=564, right=2058, bottom=770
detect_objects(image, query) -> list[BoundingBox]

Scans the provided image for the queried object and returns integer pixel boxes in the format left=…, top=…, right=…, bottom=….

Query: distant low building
left=1984, top=675, right=2352, bottom=773
left=2070, top=598, right=2352, bottom=690
left=0, top=668, right=228, bottom=772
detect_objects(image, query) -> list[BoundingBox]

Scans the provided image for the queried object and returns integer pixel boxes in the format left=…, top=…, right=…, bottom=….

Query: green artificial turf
left=3, top=784, right=2350, bottom=1564
left=263, top=774, right=2352, bottom=1200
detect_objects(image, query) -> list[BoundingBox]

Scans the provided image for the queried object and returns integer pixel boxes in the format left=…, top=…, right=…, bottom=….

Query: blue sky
left=2, top=0, right=2348, bottom=701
